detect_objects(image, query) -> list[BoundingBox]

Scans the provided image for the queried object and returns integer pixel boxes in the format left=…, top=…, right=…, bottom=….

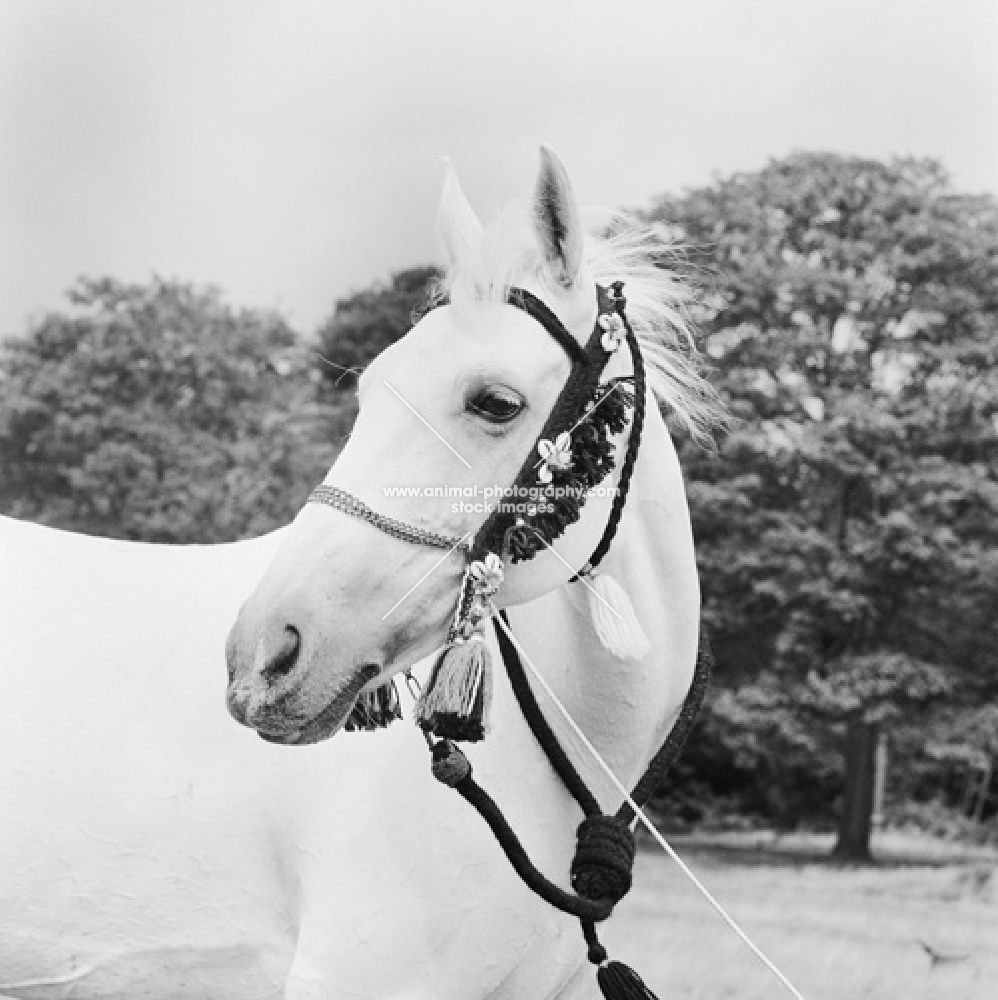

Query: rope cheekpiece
left=304, top=282, right=708, bottom=999
left=420, top=627, right=713, bottom=1000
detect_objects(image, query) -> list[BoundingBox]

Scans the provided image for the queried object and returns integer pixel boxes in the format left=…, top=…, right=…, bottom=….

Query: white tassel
left=586, top=572, right=652, bottom=660
left=414, top=636, right=493, bottom=741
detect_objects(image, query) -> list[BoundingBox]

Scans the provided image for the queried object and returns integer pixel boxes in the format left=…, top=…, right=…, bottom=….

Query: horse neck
left=503, top=399, right=701, bottom=811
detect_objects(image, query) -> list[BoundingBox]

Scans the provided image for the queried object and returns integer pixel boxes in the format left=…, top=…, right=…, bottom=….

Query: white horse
left=1, top=148, right=718, bottom=1000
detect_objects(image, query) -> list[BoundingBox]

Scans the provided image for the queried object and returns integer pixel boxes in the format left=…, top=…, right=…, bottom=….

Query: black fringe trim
left=473, top=285, right=636, bottom=563
left=498, top=375, right=636, bottom=564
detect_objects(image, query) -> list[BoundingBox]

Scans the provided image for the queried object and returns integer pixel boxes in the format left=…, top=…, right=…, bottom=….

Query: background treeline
left=2, top=153, right=995, bottom=858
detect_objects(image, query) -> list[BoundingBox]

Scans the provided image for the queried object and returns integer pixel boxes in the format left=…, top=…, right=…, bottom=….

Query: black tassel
left=344, top=679, right=402, bottom=731
left=597, top=961, right=660, bottom=999
left=582, top=920, right=660, bottom=1000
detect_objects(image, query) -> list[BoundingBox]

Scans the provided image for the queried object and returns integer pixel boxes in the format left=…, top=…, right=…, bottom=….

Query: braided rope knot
left=570, top=815, right=636, bottom=905
left=430, top=739, right=472, bottom=787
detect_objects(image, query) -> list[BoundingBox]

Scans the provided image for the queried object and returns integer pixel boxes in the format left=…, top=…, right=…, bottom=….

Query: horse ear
left=533, top=145, right=584, bottom=288
left=437, top=158, right=482, bottom=273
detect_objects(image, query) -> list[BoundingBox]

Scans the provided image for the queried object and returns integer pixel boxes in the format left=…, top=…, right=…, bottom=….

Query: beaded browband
left=307, top=280, right=648, bottom=740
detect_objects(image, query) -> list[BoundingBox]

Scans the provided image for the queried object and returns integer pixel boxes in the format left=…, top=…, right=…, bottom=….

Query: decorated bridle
left=306, top=282, right=711, bottom=1000
left=312, top=281, right=649, bottom=734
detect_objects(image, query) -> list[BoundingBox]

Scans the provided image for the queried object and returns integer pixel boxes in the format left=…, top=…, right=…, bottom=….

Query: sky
left=1, top=0, right=996, bottom=338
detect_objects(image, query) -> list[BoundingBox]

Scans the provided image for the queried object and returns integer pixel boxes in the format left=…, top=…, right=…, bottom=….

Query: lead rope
left=423, top=610, right=710, bottom=1000
left=489, top=610, right=809, bottom=1000
left=423, top=613, right=705, bottom=996
left=423, top=613, right=807, bottom=1000
left=498, top=608, right=711, bottom=995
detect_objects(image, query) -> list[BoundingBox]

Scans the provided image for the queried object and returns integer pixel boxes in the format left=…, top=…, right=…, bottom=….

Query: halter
left=306, top=281, right=710, bottom=1000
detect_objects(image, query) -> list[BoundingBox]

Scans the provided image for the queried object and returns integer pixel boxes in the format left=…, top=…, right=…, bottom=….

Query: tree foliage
left=314, top=266, right=441, bottom=392
left=0, top=278, right=347, bottom=542
left=646, top=153, right=998, bottom=847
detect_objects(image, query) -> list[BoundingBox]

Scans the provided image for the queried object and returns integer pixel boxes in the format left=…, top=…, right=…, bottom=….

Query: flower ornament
left=460, top=553, right=505, bottom=637
left=468, top=552, right=504, bottom=596
left=599, top=311, right=626, bottom=353
left=537, top=431, right=573, bottom=484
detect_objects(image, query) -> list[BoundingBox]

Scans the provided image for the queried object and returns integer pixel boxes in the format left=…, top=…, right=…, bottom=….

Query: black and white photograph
left=1, top=2, right=995, bottom=998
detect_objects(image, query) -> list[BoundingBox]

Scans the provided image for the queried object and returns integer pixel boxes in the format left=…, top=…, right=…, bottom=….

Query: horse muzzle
left=225, top=618, right=380, bottom=745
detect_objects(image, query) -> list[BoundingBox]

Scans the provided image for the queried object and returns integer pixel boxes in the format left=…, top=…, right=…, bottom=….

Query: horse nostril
left=263, top=626, right=301, bottom=681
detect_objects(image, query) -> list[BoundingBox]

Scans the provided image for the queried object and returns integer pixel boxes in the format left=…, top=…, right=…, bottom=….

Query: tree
left=0, top=277, right=347, bottom=542
left=314, top=266, right=441, bottom=392
left=646, top=153, right=998, bottom=857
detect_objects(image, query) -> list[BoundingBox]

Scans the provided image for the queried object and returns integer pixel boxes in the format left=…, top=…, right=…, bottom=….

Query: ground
left=598, top=831, right=997, bottom=1000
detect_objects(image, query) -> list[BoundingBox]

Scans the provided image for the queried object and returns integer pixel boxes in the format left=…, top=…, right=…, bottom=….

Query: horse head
left=225, top=146, right=705, bottom=746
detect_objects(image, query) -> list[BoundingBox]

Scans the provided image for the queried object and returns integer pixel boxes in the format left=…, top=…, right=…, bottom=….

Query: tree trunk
left=832, top=717, right=878, bottom=862
left=871, top=729, right=888, bottom=829
left=971, top=758, right=992, bottom=823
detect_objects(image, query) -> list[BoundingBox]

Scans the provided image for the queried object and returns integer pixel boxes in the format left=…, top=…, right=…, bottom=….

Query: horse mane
left=438, top=199, right=726, bottom=444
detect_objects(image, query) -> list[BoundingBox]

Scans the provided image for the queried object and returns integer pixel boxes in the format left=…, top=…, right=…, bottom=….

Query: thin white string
left=491, top=607, right=808, bottom=1000
left=382, top=380, right=472, bottom=468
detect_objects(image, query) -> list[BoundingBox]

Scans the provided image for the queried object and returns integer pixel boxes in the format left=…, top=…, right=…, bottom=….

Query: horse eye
left=467, top=386, right=525, bottom=424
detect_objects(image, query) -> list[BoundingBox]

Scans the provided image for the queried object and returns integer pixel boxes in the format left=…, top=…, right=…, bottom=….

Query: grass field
left=598, top=831, right=997, bottom=1000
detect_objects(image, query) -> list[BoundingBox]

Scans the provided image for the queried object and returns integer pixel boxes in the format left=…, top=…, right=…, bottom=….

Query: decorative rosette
left=468, top=552, right=504, bottom=594
left=537, top=431, right=573, bottom=484
left=500, top=376, right=636, bottom=564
